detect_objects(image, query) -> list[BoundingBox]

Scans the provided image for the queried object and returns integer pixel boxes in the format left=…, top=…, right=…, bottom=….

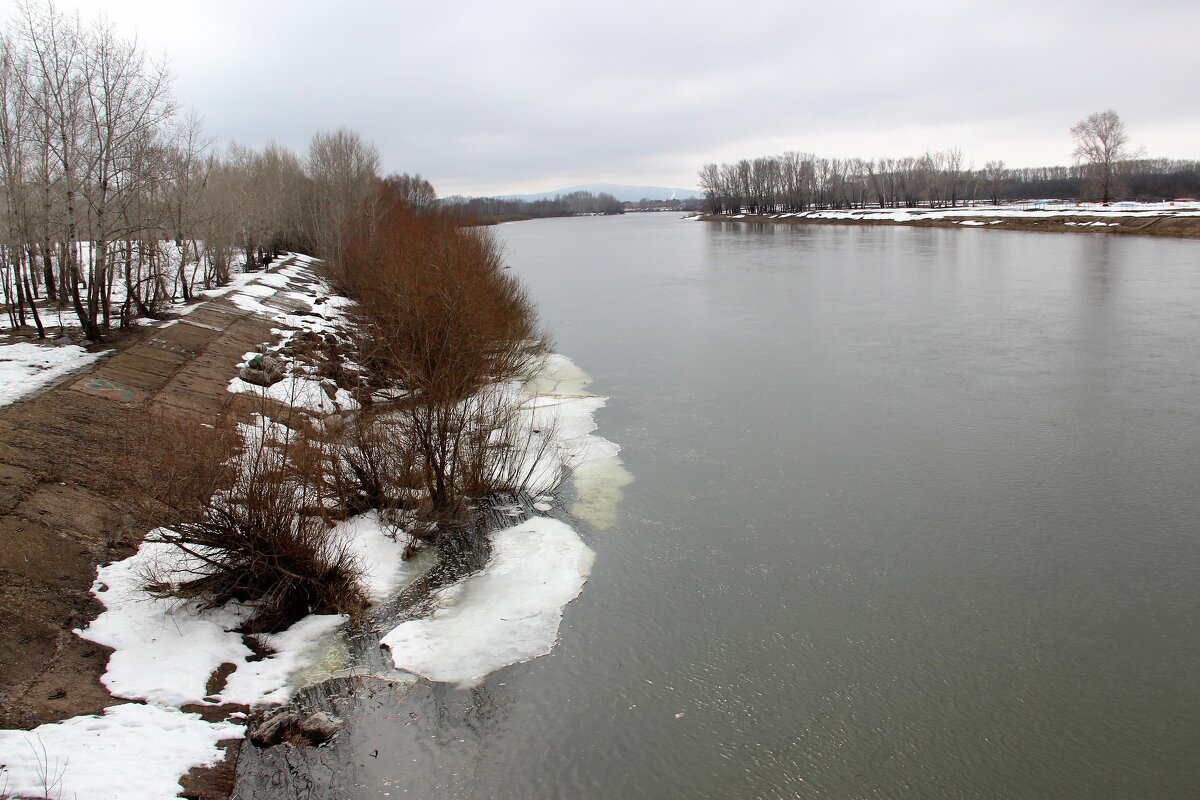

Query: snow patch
left=74, top=540, right=250, bottom=707
left=228, top=374, right=357, bottom=414
left=0, top=341, right=108, bottom=407
left=0, top=704, right=242, bottom=800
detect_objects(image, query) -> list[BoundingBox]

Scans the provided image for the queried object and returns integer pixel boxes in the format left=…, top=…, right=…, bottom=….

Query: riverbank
left=0, top=250, right=622, bottom=799
left=695, top=201, right=1200, bottom=238
left=0, top=256, right=347, bottom=798
left=0, top=269, right=290, bottom=728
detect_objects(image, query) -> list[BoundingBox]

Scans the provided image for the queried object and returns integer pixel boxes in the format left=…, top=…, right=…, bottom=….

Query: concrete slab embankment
left=0, top=256, right=313, bottom=731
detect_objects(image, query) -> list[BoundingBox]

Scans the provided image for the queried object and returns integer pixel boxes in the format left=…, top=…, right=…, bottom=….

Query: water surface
left=298, top=215, right=1200, bottom=798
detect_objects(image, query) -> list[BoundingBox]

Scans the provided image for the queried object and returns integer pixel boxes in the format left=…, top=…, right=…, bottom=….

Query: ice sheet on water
left=381, top=517, right=595, bottom=687
left=524, top=352, right=592, bottom=395
left=570, top=456, right=635, bottom=530
left=520, top=354, right=633, bottom=527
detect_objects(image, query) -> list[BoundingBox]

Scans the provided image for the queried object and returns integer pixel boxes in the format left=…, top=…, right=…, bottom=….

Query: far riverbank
left=696, top=204, right=1200, bottom=239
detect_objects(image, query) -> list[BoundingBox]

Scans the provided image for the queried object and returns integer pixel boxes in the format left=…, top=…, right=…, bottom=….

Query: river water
left=256, top=215, right=1200, bottom=799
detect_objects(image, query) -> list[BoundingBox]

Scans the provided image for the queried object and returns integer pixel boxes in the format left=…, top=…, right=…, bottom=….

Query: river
left=256, top=214, right=1200, bottom=799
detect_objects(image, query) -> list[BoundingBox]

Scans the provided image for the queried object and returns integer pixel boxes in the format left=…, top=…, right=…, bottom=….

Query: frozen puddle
left=382, top=517, right=595, bottom=687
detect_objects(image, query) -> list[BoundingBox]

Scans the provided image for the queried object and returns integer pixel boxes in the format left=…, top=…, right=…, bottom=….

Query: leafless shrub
left=454, top=387, right=568, bottom=505
left=324, top=207, right=560, bottom=531
left=146, top=412, right=366, bottom=633
left=322, top=410, right=420, bottom=517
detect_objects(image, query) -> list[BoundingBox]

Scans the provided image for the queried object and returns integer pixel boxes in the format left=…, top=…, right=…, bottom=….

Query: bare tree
left=18, top=0, right=88, bottom=330
left=943, top=147, right=967, bottom=207
left=163, top=111, right=213, bottom=303
left=983, top=159, right=1006, bottom=205
left=383, top=172, right=437, bottom=211
left=698, top=163, right=721, bottom=214
left=1071, top=110, right=1135, bottom=204
left=78, top=14, right=175, bottom=333
left=6, top=2, right=179, bottom=339
left=0, top=29, right=45, bottom=335
left=305, top=127, right=380, bottom=268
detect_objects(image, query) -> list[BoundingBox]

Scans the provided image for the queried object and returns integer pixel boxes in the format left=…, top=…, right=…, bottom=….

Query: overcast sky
left=26, top=0, right=1200, bottom=196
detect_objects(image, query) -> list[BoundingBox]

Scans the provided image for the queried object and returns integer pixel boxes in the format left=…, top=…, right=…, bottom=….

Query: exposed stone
left=248, top=709, right=341, bottom=748
left=238, top=355, right=284, bottom=387
left=247, top=711, right=297, bottom=747
left=298, top=711, right=341, bottom=744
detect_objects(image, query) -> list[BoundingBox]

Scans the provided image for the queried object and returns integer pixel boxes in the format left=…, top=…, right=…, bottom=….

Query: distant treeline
left=443, top=191, right=624, bottom=221
left=624, top=197, right=704, bottom=213
left=698, top=152, right=1200, bottom=214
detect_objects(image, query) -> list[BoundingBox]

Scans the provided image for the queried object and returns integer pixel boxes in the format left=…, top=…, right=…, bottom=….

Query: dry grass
left=134, top=405, right=242, bottom=524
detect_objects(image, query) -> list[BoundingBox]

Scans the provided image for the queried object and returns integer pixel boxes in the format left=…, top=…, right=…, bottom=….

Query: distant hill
left=493, top=183, right=703, bottom=203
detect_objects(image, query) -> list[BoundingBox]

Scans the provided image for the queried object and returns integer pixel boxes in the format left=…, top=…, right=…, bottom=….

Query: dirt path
left=0, top=259, right=307, bottom=733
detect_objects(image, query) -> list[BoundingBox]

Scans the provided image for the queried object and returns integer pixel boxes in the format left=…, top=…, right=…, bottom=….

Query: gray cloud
left=60, top=0, right=1200, bottom=195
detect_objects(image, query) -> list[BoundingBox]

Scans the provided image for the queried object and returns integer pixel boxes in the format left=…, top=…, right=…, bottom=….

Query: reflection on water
left=234, top=675, right=523, bottom=800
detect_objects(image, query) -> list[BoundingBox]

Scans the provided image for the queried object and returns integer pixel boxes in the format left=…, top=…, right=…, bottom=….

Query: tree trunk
left=21, top=250, right=45, bottom=338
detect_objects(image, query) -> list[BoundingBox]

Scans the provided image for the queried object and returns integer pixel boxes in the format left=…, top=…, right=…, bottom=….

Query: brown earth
left=699, top=212, right=1200, bottom=238
left=0, top=257, right=320, bottom=796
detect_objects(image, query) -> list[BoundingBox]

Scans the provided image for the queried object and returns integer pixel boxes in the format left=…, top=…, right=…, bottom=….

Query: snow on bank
left=228, top=372, right=359, bottom=415
left=76, top=512, right=421, bottom=708
left=382, top=517, right=594, bottom=687
left=226, top=256, right=350, bottom=335
left=0, top=253, right=406, bottom=795
left=0, top=340, right=108, bottom=407
left=0, top=261, right=623, bottom=788
left=225, top=254, right=364, bottom=414
left=77, top=540, right=252, bottom=706
left=717, top=200, right=1200, bottom=225
left=0, top=704, right=242, bottom=800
